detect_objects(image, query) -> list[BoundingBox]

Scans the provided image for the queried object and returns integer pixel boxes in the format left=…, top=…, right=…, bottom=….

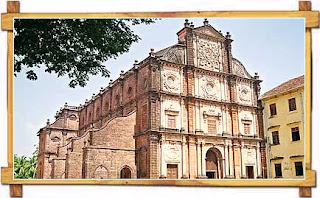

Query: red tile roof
left=261, top=75, right=304, bottom=99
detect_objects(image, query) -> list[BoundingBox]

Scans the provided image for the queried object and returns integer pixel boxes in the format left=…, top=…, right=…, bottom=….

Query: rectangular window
left=272, top=131, right=280, bottom=145
left=295, top=162, right=303, bottom=176
left=274, top=163, right=282, bottom=178
left=207, top=118, right=217, bottom=134
left=291, top=127, right=300, bottom=141
left=167, top=115, right=176, bottom=128
left=288, top=98, right=297, bottom=111
left=243, top=123, right=251, bottom=135
left=270, top=103, right=277, bottom=116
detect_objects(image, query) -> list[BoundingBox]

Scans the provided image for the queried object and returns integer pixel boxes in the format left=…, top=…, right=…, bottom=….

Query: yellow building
left=261, top=75, right=304, bottom=179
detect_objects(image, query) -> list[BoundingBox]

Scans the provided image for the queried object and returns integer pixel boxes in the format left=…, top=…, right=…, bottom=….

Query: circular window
left=69, top=114, right=77, bottom=121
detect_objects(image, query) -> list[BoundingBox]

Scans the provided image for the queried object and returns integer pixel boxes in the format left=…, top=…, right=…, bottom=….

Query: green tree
left=14, top=19, right=155, bottom=88
left=14, top=146, right=38, bottom=179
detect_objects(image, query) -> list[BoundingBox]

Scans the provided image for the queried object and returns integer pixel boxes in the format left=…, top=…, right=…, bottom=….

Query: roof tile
left=261, top=75, right=304, bottom=99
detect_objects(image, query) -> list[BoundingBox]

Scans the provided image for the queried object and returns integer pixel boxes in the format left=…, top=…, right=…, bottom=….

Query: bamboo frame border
left=1, top=0, right=318, bottom=194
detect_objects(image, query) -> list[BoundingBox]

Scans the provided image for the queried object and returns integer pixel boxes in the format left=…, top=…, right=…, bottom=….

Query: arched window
left=88, top=112, right=92, bottom=122
left=127, top=87, right=132, bottom=95
left=51, top=136, right=61, bottom=142
left=105, top=102, right=109, bottom=111
left=142, top=78, right=148, bottom=90
left=94, top=165, right=108, bottom=179
left=68, top=114, right=77, bottom=121
left=115, top=95, right=120, bottom=106
left=96, top=107, right=100, bottom=118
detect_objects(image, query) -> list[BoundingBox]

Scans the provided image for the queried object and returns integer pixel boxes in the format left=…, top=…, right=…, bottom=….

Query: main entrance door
left=167, top=164, right=178, bottom=179
left=206, top=148, right=223, bottom=179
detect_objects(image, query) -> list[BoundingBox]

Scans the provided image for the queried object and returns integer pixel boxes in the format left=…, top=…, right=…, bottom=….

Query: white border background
left=0, top=0, right=319, bottom=197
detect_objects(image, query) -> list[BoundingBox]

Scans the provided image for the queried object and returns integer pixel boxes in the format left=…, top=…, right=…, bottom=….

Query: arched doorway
left=94, top=165, right=108, bottom=179
left=205, top=148, right=223, bottom=179
left=120, top=166, right=131, bottom=179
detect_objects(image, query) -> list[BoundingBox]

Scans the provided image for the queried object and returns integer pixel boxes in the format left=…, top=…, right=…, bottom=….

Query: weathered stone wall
left=91, top=112, right=136, bottom=149
left=65, top=132, right=90, bottom=179
left=83, top=148, right=136, bottom=179
left=52, top=158, right=66, bottom=179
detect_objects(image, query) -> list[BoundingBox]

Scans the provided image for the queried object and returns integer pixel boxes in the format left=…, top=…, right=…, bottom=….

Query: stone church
left=36, top=19, right=267, bottom=179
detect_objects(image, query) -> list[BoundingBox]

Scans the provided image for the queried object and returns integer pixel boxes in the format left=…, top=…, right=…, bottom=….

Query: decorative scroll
left=232, top=58, right=252, bottom=79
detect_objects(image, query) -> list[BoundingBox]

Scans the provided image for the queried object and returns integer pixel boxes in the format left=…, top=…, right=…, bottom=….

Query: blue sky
left=14, top=18, right=305, bottom=157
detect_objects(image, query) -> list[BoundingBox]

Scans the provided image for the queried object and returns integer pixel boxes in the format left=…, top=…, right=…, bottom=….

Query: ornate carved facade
left=36, top=19, right=267, bottom=179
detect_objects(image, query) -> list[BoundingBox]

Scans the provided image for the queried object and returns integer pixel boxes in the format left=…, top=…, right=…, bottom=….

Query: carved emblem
left=197, top=38, right=222, bottom=71
left=163, top=71, right=179, bottom=92
left=239, top=86, right=251, bottom=102
left=242, top=114, right=251, bottom=121
left=200, top=75, right=219, bottom=100
left=165, top=143, right=180, bottom=162
left=244, top=149, right=255, bottom=165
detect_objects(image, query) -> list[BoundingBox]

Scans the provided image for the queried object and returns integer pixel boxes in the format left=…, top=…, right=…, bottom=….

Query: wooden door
left=246, top=166, right=254, bottom=179
left=120, top=167, right=131, bottom=179
left=167, top=164, right=178, bottom=179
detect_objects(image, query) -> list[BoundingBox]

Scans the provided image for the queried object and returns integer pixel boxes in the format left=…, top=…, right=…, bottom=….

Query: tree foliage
left=14, top=19, right=155, bottom=87
left=14, top=146, right=38, bottom=179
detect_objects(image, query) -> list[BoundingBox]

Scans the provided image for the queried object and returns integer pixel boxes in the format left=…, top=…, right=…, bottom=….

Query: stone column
left=201, top=144, right=207, bottom=177
left=195, top=102, right=199, bottom=131
left=222, top=158, right=226, bottom=178
left=217, top=159, right=221, bottom=179
left=241, top=141, right=246, bottom=178
left=229, top=144, right=234, bottom=177
left=160, top=137, right=166, bottom=178
left=196, top=142, right=201, bottom=177
left=256, top=142, right=262, bottom=177
left=224, top=143, right=229, bottom=177
left=182, top=138, right=188, bottom=179
left=149, top=133, right=160, bottom=179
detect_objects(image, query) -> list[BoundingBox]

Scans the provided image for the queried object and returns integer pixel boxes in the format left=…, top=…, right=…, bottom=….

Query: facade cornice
left=159, top=90, right=259, bottom=110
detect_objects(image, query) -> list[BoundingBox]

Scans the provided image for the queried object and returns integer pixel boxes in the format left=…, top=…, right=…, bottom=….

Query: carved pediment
left=203, top=109, right=221, bottom=118
left=165, top=104, right=179, bottom=114
left=194, top=26, right=225, bottom=40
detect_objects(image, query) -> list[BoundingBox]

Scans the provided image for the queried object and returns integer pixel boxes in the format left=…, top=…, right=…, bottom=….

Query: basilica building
left=36, top=19, right=267, bottom=179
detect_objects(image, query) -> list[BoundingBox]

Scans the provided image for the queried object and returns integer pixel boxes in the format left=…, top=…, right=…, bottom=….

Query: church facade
left=36, top=19, right=267, bottom=179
